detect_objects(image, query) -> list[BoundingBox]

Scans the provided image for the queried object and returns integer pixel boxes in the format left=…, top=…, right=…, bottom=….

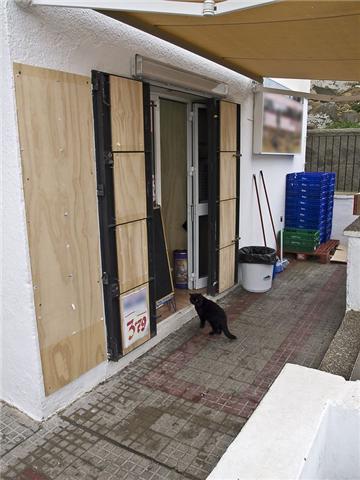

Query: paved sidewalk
left=1, top=261, right=346, bottom=480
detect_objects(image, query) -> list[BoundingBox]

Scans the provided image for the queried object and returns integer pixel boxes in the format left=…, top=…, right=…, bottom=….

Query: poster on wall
left=253, top=91, right=303, bottom=155
left=120, top=285, right=150, bottom=353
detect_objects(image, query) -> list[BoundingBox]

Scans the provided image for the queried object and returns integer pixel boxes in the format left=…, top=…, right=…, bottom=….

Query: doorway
left=93, top=71, right=241, bottom=357
left=151, top=91, right=208, bottom=320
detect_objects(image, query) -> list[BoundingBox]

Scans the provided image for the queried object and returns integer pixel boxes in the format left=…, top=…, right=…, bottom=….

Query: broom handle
left=253, top=174, right=267, bottom=247
left=260, top=170, right=278, bottom=250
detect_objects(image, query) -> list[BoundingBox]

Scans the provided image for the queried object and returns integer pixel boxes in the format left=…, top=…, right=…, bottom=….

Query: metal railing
left=305, top=129, right=360, bottom=193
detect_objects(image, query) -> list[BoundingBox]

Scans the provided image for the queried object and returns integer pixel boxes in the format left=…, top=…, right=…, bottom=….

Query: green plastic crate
left=283, top=227, right=320, bottom=241
left=283, top=228, right=320, bottom=252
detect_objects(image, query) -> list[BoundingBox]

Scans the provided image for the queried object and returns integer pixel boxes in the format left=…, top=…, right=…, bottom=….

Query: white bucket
left=241, top=263, right=274, bottom=293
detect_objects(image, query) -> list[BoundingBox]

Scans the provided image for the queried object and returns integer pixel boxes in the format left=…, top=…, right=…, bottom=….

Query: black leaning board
left=153, top=207, right=174, bottom=305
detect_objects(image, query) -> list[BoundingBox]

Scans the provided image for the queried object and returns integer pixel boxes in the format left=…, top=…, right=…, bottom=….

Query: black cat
left=189, top=293, right=237, bottom=340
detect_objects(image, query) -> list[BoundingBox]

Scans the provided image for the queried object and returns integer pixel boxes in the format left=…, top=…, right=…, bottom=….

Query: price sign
left=121, top=285, right=150, bottom=351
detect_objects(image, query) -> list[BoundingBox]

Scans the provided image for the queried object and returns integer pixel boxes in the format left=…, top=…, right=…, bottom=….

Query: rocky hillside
left=308, top=80, right=360, bottom=129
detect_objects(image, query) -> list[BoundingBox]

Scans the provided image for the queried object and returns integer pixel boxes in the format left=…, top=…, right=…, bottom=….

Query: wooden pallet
left=285, top=239, right=340, bottom=264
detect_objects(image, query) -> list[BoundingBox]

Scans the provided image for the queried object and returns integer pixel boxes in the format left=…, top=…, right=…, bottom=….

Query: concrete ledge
left=320, top=310, right=360, bottom=379
left=207, top=364, right=359, bottom=480
left=351, top=350, right=360, bottom=381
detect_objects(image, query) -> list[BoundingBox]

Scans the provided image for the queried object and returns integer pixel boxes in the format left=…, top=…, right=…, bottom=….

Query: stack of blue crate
left=285, top=172, right=336, bottom=244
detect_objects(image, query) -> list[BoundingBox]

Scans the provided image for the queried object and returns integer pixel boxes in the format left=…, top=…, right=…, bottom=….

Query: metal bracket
left=92, top=77, right=99, bottom=92
left=104, top=151, right=113, bottom=166
left=14, top=0, right=279, bottom=17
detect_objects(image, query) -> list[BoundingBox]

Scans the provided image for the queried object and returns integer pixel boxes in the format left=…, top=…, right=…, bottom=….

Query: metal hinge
left=189, top=111, right=194, bottom=122
left=102, top=273, right=120, bottom=298
left=110, top=282, right=120, bottom=299
left=97, top=184, right=105, bottom=197
left=104, top=151, right=113, bottom=166
left=189, top=166, right=195, bottom=176
left=102, top=272, right=109, bottom=285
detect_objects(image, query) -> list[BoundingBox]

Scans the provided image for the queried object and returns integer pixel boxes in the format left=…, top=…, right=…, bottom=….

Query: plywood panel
left=220, top=152, right=237, bottom=201
left=219, top=199, right=236, bottom=249
left=110, top=76, right=144, bottom=152
left=219, top=244, right=235, bottom=293
left=13, top=63, right=106, bottom=395
left=160, top=99, right=187, bottom=267
left=220, top=101, right=237, bottom=152
left=41, top=321, right=105, bottom=395
left=116, top=220, right=149, bottom=293
left=113, top=153, right=147, bottom=224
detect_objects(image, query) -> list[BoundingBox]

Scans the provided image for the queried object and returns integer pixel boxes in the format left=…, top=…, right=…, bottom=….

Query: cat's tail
left=222, top=325, right=237, bottom=340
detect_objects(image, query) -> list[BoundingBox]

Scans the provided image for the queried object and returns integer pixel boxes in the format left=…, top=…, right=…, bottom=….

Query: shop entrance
left=151, top=92, right=208, bottom=320
left=93, top=70, right=241, bottom=357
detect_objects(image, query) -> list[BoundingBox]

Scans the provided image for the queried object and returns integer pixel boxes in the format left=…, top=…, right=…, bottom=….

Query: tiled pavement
left=1, top=261, right=346, bottom=480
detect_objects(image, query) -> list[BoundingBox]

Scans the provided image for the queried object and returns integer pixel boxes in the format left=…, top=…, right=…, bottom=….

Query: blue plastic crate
left=286, top=197, right=328, bottom=208
left=287, top=172, right=329, bottom=183
left=285, top=206, right=326, bottom=217
left=286, top=211, right=327, bottom=221
left=285, top=219, right=327, bottom=230
left=286, top=192, right=329, bottom=201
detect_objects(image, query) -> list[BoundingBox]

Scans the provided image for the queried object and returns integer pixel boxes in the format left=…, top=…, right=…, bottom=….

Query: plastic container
left=239, top=246, right=276, bottom=293
left=174, top=250, right=188, bottom=289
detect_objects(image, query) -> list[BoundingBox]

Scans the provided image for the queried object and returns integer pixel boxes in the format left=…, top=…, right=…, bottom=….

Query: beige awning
left=98, top=1, right=360, bottom=82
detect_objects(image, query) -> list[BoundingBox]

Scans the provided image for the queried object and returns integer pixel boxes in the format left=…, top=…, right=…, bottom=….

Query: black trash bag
left=238, top=246, right=277, bottom=265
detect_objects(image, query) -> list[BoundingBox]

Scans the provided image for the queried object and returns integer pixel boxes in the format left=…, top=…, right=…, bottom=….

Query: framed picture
left=253, top=91, right=303, bottom=155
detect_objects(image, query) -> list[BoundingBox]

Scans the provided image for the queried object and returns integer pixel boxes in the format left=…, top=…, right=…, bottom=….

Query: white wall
left=239, top=90, right=308, bottom=250
left=1, top=1, right=45, bottom=420
left=344, top=225, right=360, bottom=311
left=1, top=0, right=309, bottom=419
left=333, top=195, right=358, bottom=245
left=299, top=404, right=360, bottom=480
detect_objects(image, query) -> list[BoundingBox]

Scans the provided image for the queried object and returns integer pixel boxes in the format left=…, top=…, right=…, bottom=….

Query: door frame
left=92, top=70, right=156, bottom=360
left=192, top=103, right=209, bottom=289
left=207, top=100, right=241, bottom=296
left=150, top=90, right=197, bottom=290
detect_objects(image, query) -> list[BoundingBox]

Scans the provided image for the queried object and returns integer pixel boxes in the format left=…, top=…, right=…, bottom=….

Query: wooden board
left=220, top=101, right=237, bottom=152
left=110, top=75, right=144, bottom=152
left=219, top=244, right=236, bottom=292
left=218, top=100, right=238, bottom=293
left=330, top=244, right=347, bottom=264
left=160, top=99, right=188, bottom=267
left=13, top=63, right=106, bottom=395
left=153, top=207, right=174, bottom=305
left=116, top=219, right=149, bottom=293
left=219, top=199, right=236, bottom=249
left=113, top=153, right=147, bottom=224
left=220, top=152, right=237, bottom=201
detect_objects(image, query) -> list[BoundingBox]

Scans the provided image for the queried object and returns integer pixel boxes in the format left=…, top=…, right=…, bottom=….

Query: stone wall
left=308, top=80, right=360, bottom=129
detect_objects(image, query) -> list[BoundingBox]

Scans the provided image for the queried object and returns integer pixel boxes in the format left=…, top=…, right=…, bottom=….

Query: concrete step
left=320, top=310, right=360, bottom=380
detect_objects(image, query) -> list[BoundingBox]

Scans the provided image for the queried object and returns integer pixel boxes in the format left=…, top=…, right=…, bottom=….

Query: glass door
left=192, top=103, right=208, bottom=289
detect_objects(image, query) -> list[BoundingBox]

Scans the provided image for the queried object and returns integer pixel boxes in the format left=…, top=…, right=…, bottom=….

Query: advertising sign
left=121, top=285, right=150, bottom=352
